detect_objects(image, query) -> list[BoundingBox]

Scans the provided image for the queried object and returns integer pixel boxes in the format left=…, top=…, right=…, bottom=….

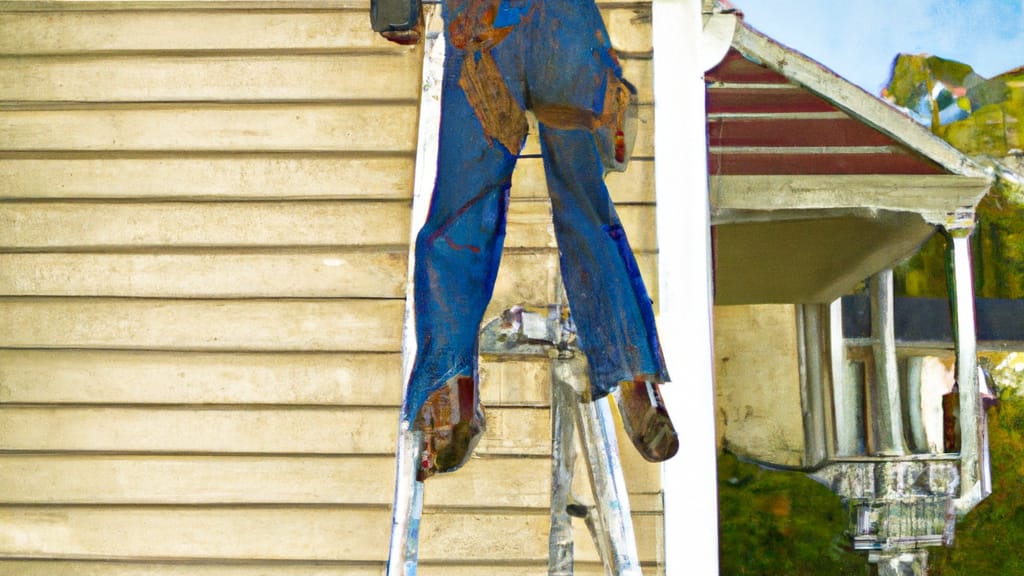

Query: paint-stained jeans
left=403, top=0, right=669, bottom=422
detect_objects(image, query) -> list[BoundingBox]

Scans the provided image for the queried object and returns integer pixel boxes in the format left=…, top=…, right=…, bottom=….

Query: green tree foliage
left=896, top=178, right=1024, bottom=299
left=930, top=389, right=1024, bottom=575
left=884, top=55, right=1024, bottom=299
left=717, top=453, right=868, bottom=576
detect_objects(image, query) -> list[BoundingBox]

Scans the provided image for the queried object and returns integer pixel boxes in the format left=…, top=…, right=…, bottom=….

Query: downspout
left=653, top=1, right=734, bottom=574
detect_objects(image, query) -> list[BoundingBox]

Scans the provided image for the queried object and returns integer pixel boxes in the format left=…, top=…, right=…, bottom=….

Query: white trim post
left=654, top=1, right=733, bottom=574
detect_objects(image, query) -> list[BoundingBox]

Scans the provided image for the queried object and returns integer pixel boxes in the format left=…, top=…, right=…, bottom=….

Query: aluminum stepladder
left=386, top=305, right=644, bottom=576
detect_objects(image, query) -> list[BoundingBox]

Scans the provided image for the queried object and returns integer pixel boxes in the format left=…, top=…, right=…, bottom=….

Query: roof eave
left=730, top=20, right=993, bottom=183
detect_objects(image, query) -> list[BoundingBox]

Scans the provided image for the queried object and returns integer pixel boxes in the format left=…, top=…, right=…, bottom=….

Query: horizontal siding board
left=0, top=201, right=652, bottom=251
left=0, top=298, right=405, bottom=351
left=0, top=507, right=660, bottom=563
left=0, top=350, right=557, bottom=407
left=0, top=156, right=414, bottom=201
left=605, top=160, right=657, bottom=204
left=486, top=250, right=560, bottom=312
left=501, top=201, right=655, bottom=251
left=0, top=561, right=626, bottom=576
left=512, top=158, right=655, bottom=204
left=0, top=250, right=613, bottom=303
left=0, top=251, right=408, bottom=298
left=0, top=563, right=384, bottom=576
left=615, top=204, right=656, bottom=251
left=601, top=6, right=652, bottom=54
left=621, top=57, right=652, bottom=104
left=0, top=11, right=408, bottom=55
left=0, top=105, right=419, bottom=152
left=0, top=350, right=405, bottom=405
left=0, top=0, right=645, bottom=10
left=0, top=8, right=647, bottom=55
left=502, top=200, right=555, bottom=249
left=0, top=455, right=554, bottom=508
left=0, top=406, right=549, bottom=455
left=0, top=350, right=553, bottom=407
left=1, top=54, right=419, bottom=103
left=0, top=201, right=410, bottom=249
left=486, top=250, right=659, bottom=315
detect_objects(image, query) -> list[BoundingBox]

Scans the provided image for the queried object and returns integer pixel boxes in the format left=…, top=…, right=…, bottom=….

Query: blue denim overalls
left=403, top=0, right=669, bottom=424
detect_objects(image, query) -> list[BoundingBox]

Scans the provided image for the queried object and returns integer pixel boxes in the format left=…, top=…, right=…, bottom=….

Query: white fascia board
left=710, top=174, right=991, bottom=227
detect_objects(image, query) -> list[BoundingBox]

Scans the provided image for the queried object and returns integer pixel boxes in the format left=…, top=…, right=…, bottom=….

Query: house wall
left=714, top=305, right=807, bottom=468
left=0, top=1, right=664, bottom=573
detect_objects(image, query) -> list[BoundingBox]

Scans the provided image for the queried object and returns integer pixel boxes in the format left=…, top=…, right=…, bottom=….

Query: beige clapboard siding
left=0, top=7, right=649, bottom=55
left=0, top=453, right=661, bottom=508
left=0, top=0, right=647, bottom=8
left=0, top=54, right=648, bottom=105
left=0, top=350, right=553, bottom=406
left=0, top=562, right=386, bottom=576
left=0, top=104, right=647, bottom=156
left=0, top=54, right=421, bottom=103
left=486, top=249, right=659, bottom=319
left=0, top=455, right=545, bottom=507
left=0, top=251, right=409, bottom=298
left=0, top=105, right=419, bottom=153
left=0, top=156, right=414, bottom=201
left=0, top=201, right=410, bottom=249
left=0, top=561, right=643, bottom=576
left=0, top=350, right=406, bottom=405
left=0, top=10, right=407, bottom=55
left=0, top=508, right=661, bottom=563
left=622, top=57, right=653, bottom=104
left=499, top=201, right=656, bottom=251
left=602, top=4, right=653, bottom=54
left=0, top=405, right=550, bottom=455
left=0, top=249, right=611, bottom=303
left=0, top=0, right=664, bottom=571
left=513, top=158, right=656, bottom=204
left=0, top=240, right=654, bottom=306
left=0, top=200, right=653, bottom=250
left=0, top=156, right=646, bottom=203
left=0, top=298, right=405, bottom=351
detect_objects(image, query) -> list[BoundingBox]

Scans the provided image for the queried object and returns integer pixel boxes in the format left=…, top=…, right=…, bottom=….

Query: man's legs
left=404, top=43, right=520, bottom=478
left=538, top=124, right=678, bottom=462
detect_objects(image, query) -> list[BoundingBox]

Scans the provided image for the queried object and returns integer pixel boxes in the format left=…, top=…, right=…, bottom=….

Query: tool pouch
left=595, top=75, right=639, bottom=174
left=371, top=0, right=422, bottom=33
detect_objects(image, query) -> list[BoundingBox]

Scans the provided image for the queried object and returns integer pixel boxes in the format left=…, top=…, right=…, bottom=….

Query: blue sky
left=732, top=0, right=1024, bottom=95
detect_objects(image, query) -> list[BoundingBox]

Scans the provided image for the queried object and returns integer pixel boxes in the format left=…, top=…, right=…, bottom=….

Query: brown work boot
left=616, top=379, right=679, bottom=463
left=413, top=375, right=486, bottom=481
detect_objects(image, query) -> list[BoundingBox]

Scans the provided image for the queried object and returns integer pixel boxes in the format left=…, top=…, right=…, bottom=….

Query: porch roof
left=707, top=17, right=993, bottom=304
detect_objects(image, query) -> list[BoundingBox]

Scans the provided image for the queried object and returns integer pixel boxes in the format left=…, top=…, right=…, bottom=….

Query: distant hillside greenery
left=929, top=387, right=1024, bottom=576
left=717, top=452, right=869, bottom=576
left=888, top=55, right=1024, bottom=574
left=883, top=55, right=1024, bottom=300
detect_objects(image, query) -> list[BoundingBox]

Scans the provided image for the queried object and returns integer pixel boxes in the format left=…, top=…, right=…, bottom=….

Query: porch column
left=946, top=226, right=985, bottom=506
left=870, top=269, right=908, bottom=455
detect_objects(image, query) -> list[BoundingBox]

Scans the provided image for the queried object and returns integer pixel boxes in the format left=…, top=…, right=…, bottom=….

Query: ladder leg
left=550, top=362, right=579, bottom=575
left=577, top=394, right=643, bottom=576
left=387, top=423, right=425, bottom=576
